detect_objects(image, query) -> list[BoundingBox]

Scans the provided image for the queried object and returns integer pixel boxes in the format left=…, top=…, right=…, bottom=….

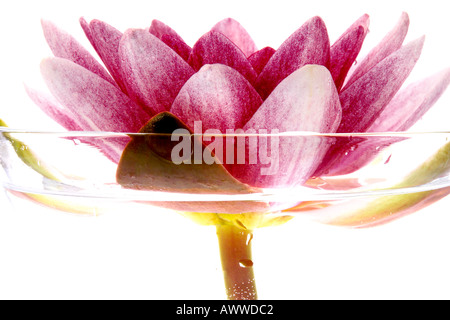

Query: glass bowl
left=1, top=127, right=450, bottom=299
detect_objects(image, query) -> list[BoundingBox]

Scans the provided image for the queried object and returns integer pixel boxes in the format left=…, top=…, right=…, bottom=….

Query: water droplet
left=73, top=139, right=81, bottom=146
left=239, top=259, right=253, bottom=268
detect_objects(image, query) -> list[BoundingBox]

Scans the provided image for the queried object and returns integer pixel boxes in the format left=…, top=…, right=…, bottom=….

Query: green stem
left=216, top=224, right=257, bottom=300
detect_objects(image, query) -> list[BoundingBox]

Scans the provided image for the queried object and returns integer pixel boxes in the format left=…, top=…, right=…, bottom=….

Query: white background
left=1, top=0, right=450, bottom=299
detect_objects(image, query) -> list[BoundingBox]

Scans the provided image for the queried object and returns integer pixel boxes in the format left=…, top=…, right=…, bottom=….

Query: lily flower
left=13, top=13, right=450, bottom=299
left=30, top=13, right=449, bottom=193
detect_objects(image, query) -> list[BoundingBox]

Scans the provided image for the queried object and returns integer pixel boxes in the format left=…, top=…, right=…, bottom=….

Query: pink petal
left=24, top=85, right=83, bottom=131
left=329, top=14, right=370, bottom=91
left=325, top=67, right=450, bottom=176
left=149, top=19, right=183, bottom=40
left=161, top=34, right=192, bottom=62
left=25, top=85, right=124, bottom=163
left=170, top=64, right=262, bottom=132
left=314, top=37, right=425, bottom=176
left=41, top=20, right=115, bottom=86
left=211, top=18, right=258, bottom=57
left=188, top=31, right=258, bottom=85
left=40, top=57, right=150, bottom=133
left=255, top=16, right=330, bottom=100
left=228, top=65, right=341, bottom=188
left=119, top=29, right=195, bottom=115
left=337, top=36, right=424, bottom=134
left=369, top=67, right=450, bottom=132
left=343, top=12, right=409, bottom=90
left=248, top=46, right=276, bottom=74
left=315, top=136, right=401, bottom=176
left=149, top=19, right=192, bottom=61
left=79, top=18, right=128, bottom=93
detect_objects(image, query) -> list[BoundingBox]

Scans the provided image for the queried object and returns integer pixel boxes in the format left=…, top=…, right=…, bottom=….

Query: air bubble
left=239, top=259, right=254, bottom=268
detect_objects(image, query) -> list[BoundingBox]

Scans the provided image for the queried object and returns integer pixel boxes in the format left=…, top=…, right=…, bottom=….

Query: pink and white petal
left=149, top=20, right=192, bottom=61
left=25, top=85, right=123, bottom=163
left=338, top=37, right=424, bottom=134
left=343, top=12, right=409, bottom=90
left=229, top=65, right=341, bottom=188
left=369, top=67, right=450, bottom=132
left=326, top=68, right=450, bottom=175
left=170, top=64, right=262, bottom=132
left=161, top=34, right=192, bottom=62
left=330, top=14, right=370, bottom=91
left=188, top=31, right=258, bottom=85
left=314, top=37, right=425, bottom=176
left=248, top=46, right=276, bottom=75
left=119, top=29, right=195, bottom=115
left=24, top=85, right=83, bottom=131
left=41, top=20, right=115, bottom=86
left=149, top=19, right=183, bottom=40
left=211, top=18, right=258, bottom=57
left=40, top=57, right=150, bottom=134
left=255, top=17, right=330, bottom=100
left=80, top=18, right=127, bottom=93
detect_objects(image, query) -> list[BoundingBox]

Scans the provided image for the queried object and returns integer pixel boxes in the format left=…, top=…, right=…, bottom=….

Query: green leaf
left=1, top=119, right=103, bottom=215
left=0, top=119, right=60, bottom=181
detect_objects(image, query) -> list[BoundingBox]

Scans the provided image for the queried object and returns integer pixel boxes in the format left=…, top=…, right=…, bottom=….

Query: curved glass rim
left=2, top=178, right=449, bottom=202
left=1, top=126, right=450, bottom=138
left=1, top=125, right=450, bottom=202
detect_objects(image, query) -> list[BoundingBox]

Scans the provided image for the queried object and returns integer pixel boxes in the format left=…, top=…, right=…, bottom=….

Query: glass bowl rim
left=1, top=125, right=450, bottom=203
left=1, top=126, right=450, bottom=138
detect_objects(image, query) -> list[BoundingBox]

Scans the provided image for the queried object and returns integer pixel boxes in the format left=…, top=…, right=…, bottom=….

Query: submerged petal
left=189, top=31, right=258, bottom=85
left=255, top=16, right=330, bottom=100
left=211, top=18, right=258, bottom=57
left=228, top=65, right=341, bottom=188
left=41, top=20, right=115, bottom=86
left=170, top=64, right=262, bottom=132
left=323, top=140, right=450, bottom=227
left=329, top=14, right=370, bottom=91
left=119, top=29, right=195, bottom=115
left=343, top=12, right=409, bottom=90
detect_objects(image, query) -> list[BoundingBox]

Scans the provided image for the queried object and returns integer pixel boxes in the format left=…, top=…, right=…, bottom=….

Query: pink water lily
left=30, top=13, right=450, bottom=192
left=14, top=13, right=450, bottom=301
